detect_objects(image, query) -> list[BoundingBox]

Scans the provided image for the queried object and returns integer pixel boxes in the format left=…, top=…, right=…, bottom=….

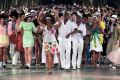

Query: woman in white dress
left=90, top=16, right=103, bottom=67
left=42, top=15, right=59, bottom=74
left=107, top=23, right=120, bottom=69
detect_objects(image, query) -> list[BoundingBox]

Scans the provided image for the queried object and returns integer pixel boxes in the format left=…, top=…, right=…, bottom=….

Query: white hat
left=25, top=13, right=31, bottom=17
left=30, top=10, right=37, bottom=13
left=1, top=11, right=5, bottom=14
left=46, top=17, right=51, bottom=20
left=111, top=15, right=118, bottom=19
left=92, top=16, right=98, bottom=20
left=94, top=12, right=101, bottom=16
left=77, top=11, right=82, bottom=18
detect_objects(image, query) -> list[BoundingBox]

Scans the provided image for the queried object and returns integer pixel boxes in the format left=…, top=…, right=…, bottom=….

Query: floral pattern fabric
left=43, top=27, right=59, bottom=55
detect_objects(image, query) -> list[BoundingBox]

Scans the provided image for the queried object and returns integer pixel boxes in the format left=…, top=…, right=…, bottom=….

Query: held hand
left=12, top=30, right=17, bottom=35
left=66, top=34, right=70, bottom=39
left=74, top=28, right=78, bottom=31
left=37, top=27, right=43, bottom=32
left=74, top=28, right=82, bottom=33
left=78, top=30, right=82, bottom=34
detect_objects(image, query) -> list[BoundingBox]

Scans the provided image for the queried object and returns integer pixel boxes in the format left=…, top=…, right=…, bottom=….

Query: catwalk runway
left=0, top=65, right=120, bottom=80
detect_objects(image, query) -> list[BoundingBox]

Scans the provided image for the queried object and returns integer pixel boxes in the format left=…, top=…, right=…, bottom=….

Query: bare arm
left=54, top=20, right=62, bottom=30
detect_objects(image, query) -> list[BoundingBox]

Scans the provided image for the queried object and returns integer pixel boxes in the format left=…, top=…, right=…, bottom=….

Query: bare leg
left=24, top=48, right=28, bottom=66
left=27, top=47, right=32, bottom=68
left=3, top=48, right=7, bottom=68
left=0, top=48, right=3, bottom=61
left=20, top=51, right=25, bottom=67
left=35, top=42, right=40, bottom=65
left=57, top=52, right=61, bottom=68
left=46, top=51, right=54, bottom=74
left=0, top=48, right=3, bottom=68
left=95, top=52, right=100, bottom=64
left=91, top=50, right=96, bottom=66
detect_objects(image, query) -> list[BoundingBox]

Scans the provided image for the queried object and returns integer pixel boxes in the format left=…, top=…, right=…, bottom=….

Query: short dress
left=90, top=27, right=103, bottom=52
left=0, top=25, right=9, bottom=47
left=43, top=27, right=59, bottom=55
left=19, top=22, right=37, bottom=48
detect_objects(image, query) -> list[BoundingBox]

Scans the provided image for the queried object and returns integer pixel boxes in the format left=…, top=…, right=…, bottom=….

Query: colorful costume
left=43, top=27, right=59, bottom=55
left=90, top=27, right=103, bottom=52
left=41, top=27, right=59, bottom=64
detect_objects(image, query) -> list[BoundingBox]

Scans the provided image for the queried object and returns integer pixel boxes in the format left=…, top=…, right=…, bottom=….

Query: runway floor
left=0, top=65, right=120, bottom=80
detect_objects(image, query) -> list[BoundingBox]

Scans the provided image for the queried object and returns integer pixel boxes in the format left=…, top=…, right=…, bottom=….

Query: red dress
left=8, top=21, right=17, bottom=44
left=15, top=31, right=24, bottom=51
left=9, top=32, right=17, bottom=44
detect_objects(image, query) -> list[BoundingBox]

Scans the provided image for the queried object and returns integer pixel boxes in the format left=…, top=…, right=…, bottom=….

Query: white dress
left=89, top=27, right=103, bottom=52
left=41, top=27, right=58, bottom=63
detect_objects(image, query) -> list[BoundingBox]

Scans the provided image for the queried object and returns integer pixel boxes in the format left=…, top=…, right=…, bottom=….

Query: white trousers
left=12, top=51, right=20, bottom=65
left=59, top=39, right=71, bottom=69
left=72, top=40, right=84, bottom=68
left=9, top=43, right=20, bottom=65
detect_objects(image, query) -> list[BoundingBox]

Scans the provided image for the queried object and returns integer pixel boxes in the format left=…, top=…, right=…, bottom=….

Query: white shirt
left=58, top=20, right=74, bottom=40
left=72, top=22, right=86, bottom=42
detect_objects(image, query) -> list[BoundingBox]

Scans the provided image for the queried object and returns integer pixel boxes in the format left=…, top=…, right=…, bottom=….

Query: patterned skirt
left=43, top=41, right=59, bottom=55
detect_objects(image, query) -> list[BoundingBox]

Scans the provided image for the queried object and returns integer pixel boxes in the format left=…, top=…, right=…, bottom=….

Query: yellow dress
left=100, top=21, right=106, bottom=30
left=0, top=25, right=9, bottom=47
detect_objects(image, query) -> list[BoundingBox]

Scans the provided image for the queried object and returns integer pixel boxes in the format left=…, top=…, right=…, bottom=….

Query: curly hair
left=43, top=12, right=55, bottom=25
left=10, top=10, right=19, bottom=19
left=0, top=14, right=5, bottom=19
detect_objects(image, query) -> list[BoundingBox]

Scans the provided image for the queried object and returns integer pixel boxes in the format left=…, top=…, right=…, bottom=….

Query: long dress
left=42, top=27, right=58, bottom=63
left=15, top=31, right=24, bottom=51
left=19, top=22, right=37, bottom=48
left=107, top=25, right=120, bottom=64
left=8, top=21, right=17, bottom=44
left=89, top=27, right=103, bottom=52
left=106, top=24, right=119, bottom=55
left=15, top=20, right=24, bottom=51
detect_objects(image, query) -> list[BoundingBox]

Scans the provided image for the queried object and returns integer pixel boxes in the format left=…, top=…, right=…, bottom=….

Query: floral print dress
left=43, top=26, right=59, bottom=55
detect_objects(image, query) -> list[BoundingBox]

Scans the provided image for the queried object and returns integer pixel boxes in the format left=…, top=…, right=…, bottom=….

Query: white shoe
left=72, top=67, right=76, bottom=70
left=77, top=66, right=81, bottom=69
left=97, top=64, right=100, bottom=67
left=112, top=66, right=117, bottom=69
left=109, top=64, right=112, bottom=67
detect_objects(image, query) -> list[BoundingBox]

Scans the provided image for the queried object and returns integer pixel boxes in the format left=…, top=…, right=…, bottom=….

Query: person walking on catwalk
left=57, top=12, right=74, bottom=70
left=18, top=13, right=40, bottom=69
left=90, top=16, right=103, bottom=67
left=0, top=14, right=9, bottom=69
left=15, top=12, right=25, bottom=68
left=42, top=14, right=59, bottom=74
left=8, top=10, right=19, bottom=66
left=71, top=15, right=86, bottom=69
